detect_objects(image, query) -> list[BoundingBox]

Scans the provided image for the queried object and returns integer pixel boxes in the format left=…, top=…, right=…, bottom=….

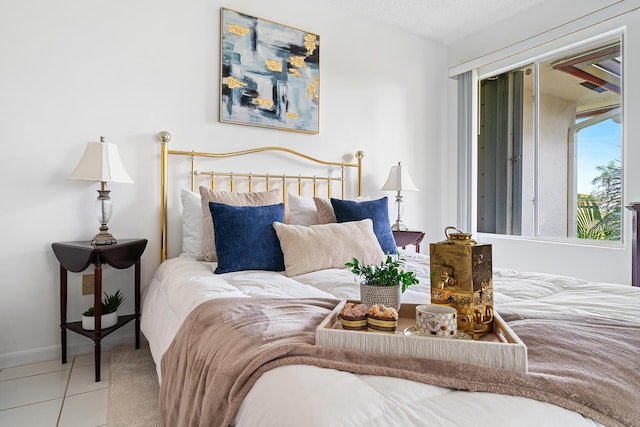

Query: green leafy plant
left=577, top=197, right=605, bottom=240
left=345, top=255, right=418, bottom=293
left=576, top=160, right=621, bottom=241
left=82, top=290, right=125, bottom=316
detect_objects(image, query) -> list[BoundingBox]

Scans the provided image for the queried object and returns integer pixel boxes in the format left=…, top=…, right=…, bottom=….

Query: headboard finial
left=355, top=150, right=364, bottom=160
left=157, top=131, right=172, bottom=144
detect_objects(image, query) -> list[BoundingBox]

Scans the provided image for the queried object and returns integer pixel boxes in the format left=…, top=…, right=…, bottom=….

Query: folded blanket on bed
left=160, top=298, right=640, bottom=427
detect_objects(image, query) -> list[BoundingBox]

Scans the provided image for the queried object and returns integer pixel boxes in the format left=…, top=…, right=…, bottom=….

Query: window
left=477, top=36, right=622, bottom=242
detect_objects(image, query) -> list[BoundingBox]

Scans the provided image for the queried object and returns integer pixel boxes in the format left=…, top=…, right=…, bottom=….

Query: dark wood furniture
left=393, top=230, right=425, bottom=253
left=626, top=204, right=640, bottom=286
left=52, top=239, right=148, bottom=381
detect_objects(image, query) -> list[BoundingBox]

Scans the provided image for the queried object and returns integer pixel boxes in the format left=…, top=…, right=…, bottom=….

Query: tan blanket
left=160, top=298, right=640, bottom=427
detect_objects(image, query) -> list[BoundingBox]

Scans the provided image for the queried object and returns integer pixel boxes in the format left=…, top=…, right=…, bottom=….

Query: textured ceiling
left=319, top=0, right=547, bottom=44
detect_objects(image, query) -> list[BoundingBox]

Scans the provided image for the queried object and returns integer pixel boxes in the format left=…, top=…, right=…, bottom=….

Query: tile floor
left=0, top=352, right=109, bottom=427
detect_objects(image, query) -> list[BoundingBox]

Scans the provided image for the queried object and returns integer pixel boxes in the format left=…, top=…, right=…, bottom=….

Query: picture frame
left=220, top=8, right=320, bottom=134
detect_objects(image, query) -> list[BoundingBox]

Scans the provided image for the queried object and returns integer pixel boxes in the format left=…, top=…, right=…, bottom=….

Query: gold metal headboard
left=157, top=130, right=364, bottom=262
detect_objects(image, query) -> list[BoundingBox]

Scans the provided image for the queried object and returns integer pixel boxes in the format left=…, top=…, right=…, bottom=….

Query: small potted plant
left=345, top=255, right=418, bottom=310
left=82, top=290, right=125, bottom=330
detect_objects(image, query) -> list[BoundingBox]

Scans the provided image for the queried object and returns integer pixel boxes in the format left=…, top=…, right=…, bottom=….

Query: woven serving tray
left=316, top=300, right=528, bottom=372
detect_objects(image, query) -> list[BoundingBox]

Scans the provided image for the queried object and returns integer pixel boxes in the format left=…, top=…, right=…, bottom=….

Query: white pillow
left=272, top=219, right=385, bottom=277
left=287, top=193, right=319, bottom=226
left=180, top=189, right=202, bottom=259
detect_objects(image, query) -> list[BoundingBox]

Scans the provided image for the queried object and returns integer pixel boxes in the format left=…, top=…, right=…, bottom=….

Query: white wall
left=446, top=0, right=640, bottom=283
left=0, top=1, right=445, bottom=367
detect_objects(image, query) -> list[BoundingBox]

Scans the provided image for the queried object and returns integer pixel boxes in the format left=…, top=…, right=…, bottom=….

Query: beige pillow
left=199, top=187, right=281, bottom=261
left=272, top=219, right=385, bottom=277
left=313, top=197, right=336, bottom=224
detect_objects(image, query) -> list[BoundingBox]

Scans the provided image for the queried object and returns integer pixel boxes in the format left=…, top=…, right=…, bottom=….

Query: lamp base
left=391, top=222, right=408, bottom=231
left=92, top=228, right=117, bottom=245
left=92, top=185, right=117, bottom=245
left=391, top=192, right=409, bottom=232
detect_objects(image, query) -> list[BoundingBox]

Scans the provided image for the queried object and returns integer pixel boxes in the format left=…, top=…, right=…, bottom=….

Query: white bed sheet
left=141, top=252, right=640, bottom=426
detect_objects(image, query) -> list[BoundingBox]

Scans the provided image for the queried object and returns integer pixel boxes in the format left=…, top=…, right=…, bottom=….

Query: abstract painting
left=220, top=8, right=320, bottom=134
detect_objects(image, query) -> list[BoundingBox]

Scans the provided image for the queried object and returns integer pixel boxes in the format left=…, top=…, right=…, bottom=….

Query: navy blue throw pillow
left=209, top=202, right=285, bottom=274
left=330, top=197, right=397, bottom=255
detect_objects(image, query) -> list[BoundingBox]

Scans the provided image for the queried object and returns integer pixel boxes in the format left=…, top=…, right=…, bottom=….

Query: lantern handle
left=444, top=226, right=476, bottom=245
left=444, top=226, right=466, bottom=239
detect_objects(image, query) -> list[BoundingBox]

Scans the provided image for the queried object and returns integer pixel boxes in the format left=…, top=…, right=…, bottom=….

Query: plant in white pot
left=82, top=290, right=125, bottom=330
left=346, top=255, right=418, bottom=310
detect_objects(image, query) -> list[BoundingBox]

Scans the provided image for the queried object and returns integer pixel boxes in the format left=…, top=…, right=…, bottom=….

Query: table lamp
left=381, top=161, right=419, bottom=231
left=67, top=137, right=133, bottom=245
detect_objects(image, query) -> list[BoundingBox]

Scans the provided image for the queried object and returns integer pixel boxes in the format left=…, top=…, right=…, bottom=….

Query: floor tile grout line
left=0, top=396, right=64, bottom=412
left=56, top=356, right=75, bottom=427
left=0, top=366, right=73, bottom=383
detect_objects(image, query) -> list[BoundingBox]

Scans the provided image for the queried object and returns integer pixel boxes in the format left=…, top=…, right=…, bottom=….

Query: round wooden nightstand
left=52, top=238, right=147, bottom=382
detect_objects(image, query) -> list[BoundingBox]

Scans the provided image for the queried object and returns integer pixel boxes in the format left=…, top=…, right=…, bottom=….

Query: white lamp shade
left=67, top=139, right=133, bottom=183
left=381, top=162, right=419, bottom=192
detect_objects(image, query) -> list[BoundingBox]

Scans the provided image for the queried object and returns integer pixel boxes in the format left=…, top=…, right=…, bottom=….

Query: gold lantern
left=429, top=227, right=493, bottom=339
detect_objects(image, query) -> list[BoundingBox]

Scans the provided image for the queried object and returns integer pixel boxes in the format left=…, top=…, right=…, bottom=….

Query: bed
left=141, top=131, right=640, bottom=427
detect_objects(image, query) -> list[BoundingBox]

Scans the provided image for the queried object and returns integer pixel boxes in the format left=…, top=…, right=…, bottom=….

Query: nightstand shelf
left=52, top=238, right=147, bottom=382
left=63, top=314, right=137, bottom=339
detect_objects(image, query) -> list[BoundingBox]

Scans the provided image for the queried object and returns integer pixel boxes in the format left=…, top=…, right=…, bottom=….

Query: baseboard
left=0, top=333, right=137, bottom=369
